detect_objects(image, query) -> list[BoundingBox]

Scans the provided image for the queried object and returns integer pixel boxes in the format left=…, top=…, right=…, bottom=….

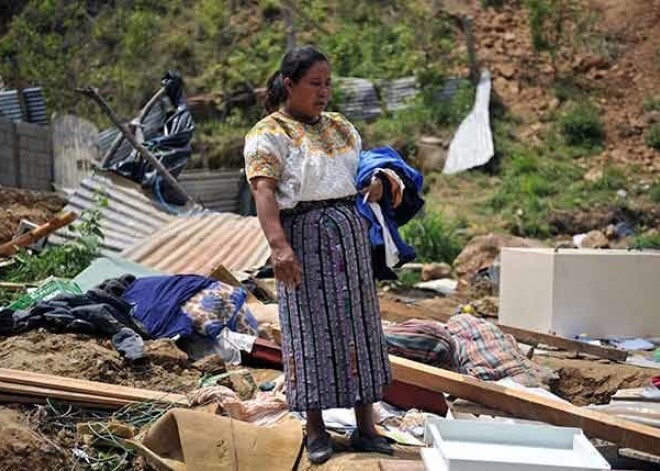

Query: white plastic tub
left=422, top=418, right=610, bottom=471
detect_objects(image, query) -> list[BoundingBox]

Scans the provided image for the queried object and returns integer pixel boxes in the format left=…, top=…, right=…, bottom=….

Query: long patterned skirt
left=278, top=198, right=392, bottom=412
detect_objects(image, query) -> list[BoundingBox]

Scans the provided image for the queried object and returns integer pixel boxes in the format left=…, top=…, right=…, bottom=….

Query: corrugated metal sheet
left=50, top=171, right=178, bottom=254
left=51, top=170, right=267, bottom=273
left=121, top=212, right=269, bottom=275
left=438, top=77, right=471, bottom=101
left=0, top=89, right=23, bottom=122
left=380, top=77, right=418, bottom=112
left=22, top=87, right=48, bottom=125
left=336, top=78, right=382, bottom=122
left=179, top=169, right=245, bottom=213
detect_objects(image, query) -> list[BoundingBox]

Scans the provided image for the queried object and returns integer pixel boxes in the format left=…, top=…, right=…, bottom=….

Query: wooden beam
left=77, top=86, right=195, bottom=206
left=0, top=212, right=77, bottom=257
left=0, top=393, right=118, bottom=410
left=0, top=381, right=130, bottom=407
left=389, top=355, right=660, bottom=455
left=418, top=305, right=627, bottom=362
left=498, top=324, right=628, bottom=362
left=0, top=368, right=188, bottom=405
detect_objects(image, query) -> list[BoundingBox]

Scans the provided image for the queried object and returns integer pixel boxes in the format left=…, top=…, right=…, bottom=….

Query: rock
left=610, top=236, right=632, bottom=249
left=145, top=339, right=189, bottom=370
left=421, top=262, right=453, bottom=281
left=471, top=296, right=500, bottom=318
left=605, top=224, right=617, bottom=239
left=498, top=63, right=517, bottom=79
left=645, top=110, right=660, bottom=125
left=453, top=234, right=545, bottom=282
left=584, top=167, right=603, bottom=183
left=192, top=355, right=227, bottom=376
left=416, top=135, right=447, bottom=172
left=218, top=370, right=258, bottom=401
left=581, top=230, right=609, bottom=249
left=617, top=122, right=642, bottom=138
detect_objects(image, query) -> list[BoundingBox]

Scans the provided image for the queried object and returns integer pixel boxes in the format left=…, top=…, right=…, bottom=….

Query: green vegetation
left=487, top=123, right=622, bottom=238
left=559, top=102, right=604, bottom=150
left=0, top=1, right=457, bottom=121
left=0, top=198, right=106, bottom=306
left=649, top=182, right=660, bottom=203
left=361, top=81, right=474, bottom=155
left=645, top=124, right=660, bottom=151
left=400, top=212, right=467, bottom=264
left=632, top=232, right=660, bottom=249
left=643, top=96, right=660, bottom=112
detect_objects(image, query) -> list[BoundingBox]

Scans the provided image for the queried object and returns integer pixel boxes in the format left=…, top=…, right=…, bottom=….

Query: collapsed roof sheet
left=120, top=212, right=269, bottom=275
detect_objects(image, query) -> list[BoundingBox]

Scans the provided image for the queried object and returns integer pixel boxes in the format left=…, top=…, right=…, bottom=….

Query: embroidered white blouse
left=243, top=111, right=361, bottom=209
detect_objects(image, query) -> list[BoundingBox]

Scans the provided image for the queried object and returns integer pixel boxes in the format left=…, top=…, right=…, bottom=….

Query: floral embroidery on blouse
left=243, top=111, right=362, bottom=209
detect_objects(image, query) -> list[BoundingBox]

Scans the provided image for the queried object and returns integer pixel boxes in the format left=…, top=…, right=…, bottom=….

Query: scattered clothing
left=356, top=146, right=424, bottom=279
left=121, top=275, right=215, bottom=339
left=188, top=385, right=289, bottom=427
left=383, top=316, right=555, bottom=387
left=383, top=320, right=459, bottom=370
left=447, top=314, right=556, bottom=387
left=181, top=281, right=257, bottom=338
left=0, top=275, right=148, bottom=359
left=279, top=199, right=392, bottom=412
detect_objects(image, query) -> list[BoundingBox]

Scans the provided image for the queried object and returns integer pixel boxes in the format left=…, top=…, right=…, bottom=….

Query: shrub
left=645, top=124, right=660, bottom=151
left=400, top=212, right=466, bottom=264
left=559, top=102, right=604, bottom=149
left=649, top=182, right=660, bottom=203
left=643, top=96, right=660, bottom=112
left=632, top=233, right=660, bottom=249
left=481, top=0, right=508, bottom=7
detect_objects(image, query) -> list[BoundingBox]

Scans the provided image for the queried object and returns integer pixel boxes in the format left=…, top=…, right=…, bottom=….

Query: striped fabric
left=447, top=314, right=555, bottom=387
left=278, top=200, right=392, bottom=412
left=383, top=320, right=459, bottom=370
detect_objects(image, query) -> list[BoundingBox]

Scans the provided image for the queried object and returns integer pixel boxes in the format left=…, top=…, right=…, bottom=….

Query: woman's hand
left=360, top=177, right=383, bottom=203
left=271, top=240, right=302, bottom=288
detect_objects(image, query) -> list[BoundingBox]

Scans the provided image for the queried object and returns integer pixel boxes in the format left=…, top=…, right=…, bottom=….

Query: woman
left=244, top=45, right=393, bottom=464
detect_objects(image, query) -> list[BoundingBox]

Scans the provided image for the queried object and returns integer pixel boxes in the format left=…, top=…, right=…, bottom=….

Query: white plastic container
left=422, top=417, right=610, bottom=471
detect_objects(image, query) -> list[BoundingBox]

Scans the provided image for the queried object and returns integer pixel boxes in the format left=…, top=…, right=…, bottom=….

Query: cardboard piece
left=139, top=408, right=303, bottom=471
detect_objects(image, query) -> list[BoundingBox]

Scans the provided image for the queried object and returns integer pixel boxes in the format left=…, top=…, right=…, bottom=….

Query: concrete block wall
left=0, top=118, right=18, bottom=187
left=0, top=117, right=53, bottom=191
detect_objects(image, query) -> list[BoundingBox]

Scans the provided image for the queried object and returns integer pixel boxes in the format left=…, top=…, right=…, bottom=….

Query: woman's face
left=285, top=60, right=331, bottom=119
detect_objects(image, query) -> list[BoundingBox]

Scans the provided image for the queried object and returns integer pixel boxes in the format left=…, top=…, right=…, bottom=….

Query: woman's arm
left=250, top=177, right=302, bottom=287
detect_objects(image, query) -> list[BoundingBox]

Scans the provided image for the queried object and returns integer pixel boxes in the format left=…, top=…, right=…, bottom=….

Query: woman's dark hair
left=265, top=45, right=328, bottom=113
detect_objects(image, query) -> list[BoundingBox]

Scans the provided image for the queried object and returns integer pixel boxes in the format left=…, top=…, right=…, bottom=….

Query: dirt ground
left=470, top=0, right=660, bottom=174
left=0, top=188, right=66, bottom=244
left=0, top=406, right=67, bottom=471
left=0, top=331, right=202, bottom=394
left=541, top=357, right=660, bottom=406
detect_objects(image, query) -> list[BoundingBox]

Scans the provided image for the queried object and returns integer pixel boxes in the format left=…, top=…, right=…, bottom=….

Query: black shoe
left=350, top=430, right=394, bottom=455
left=306, top=432, right=334, bottom=464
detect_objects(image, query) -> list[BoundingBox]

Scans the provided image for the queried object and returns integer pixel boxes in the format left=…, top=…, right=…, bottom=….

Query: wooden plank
left=0, top=211, right=77, bottom=257
left=0, top=381, right=130, bottom=407
left=0, top=392, right=119, bottom=410
left=498, top=324, right=628, bottom=362
left=389, top=355, right=660, bottom=456
left=0, top=368, right=188, bottom=405
left=419, top=306, right=627, bottom=362
left=613, top=388, right=660, bottom=403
